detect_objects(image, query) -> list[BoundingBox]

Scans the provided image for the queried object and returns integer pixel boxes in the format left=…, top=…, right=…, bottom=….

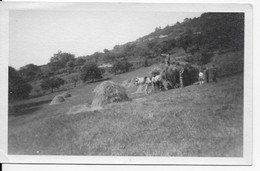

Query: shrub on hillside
left=40, top=77, right=65, bottom=93
left=111, top=60, right=133, bottom=74
left=80, top=62, right=102, bottom=82
left=75, top=58, right=86, bottom=66
left=65, top=73, right=81, bottom=87
left=198, top=51, right=214, bottom=65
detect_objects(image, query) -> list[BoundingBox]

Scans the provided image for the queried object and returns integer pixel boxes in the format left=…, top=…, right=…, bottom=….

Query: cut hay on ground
left=50, top=95, right=66, bottom=105
left=121, top=78, right=136, bottom=88
left=134, top=85, right=146, bottom=94
left=62, top=92, right=72, bottom=98
left=67, top=104, right=90, bottom=115
left=91, top=81, right=131, bottom=109
left=133, top=84, right=153, bottom=94
left=121, top=79, right=131, bottom=87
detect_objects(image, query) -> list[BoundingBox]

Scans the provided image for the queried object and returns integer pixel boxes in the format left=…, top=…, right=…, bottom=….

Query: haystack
left=50, top=95, right=66, bottom=105
left=62, top=92, right=72, bottom=98
left=91, top=81, right=131, bottom=109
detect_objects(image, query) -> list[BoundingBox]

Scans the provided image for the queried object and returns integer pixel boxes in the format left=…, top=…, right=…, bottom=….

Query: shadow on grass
left=9, top=99, right=51, bottom=117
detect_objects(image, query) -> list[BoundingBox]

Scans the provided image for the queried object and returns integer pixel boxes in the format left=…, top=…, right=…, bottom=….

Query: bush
left=111, top=60, right=133, bottom=74
left=198, top=51, right=214, bottom=65
left=80, top=62, right=102, bottom=82
left=9, top=66, right=32, bottom=100
left=40, top=77, right=65, bottom=93
left=75, top=58, right=86, bottom=66
left=65, top=73, right=81, bottom=87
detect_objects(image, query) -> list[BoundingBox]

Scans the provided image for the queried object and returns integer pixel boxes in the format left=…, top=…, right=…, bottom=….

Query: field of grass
left=8, top=60, right=243, bottom=156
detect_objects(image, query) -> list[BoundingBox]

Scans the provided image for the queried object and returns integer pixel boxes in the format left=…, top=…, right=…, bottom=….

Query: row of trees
left=9, top=13, right=244, bottom=100
left=9, top=59, right=134, bottom=100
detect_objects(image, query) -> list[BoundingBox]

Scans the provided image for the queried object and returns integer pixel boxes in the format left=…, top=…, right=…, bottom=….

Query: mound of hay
left=91, top=81, right=131, bottom=109
left=182, top=64, right=199, bottom=86
left=160, top=65, right=180, bottom=89
left=62, top=92, right=72, bottom=98
left=50, top=95, right=66, bottom=105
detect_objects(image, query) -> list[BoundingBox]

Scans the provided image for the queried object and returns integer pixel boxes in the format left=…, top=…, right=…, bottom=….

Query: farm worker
left=204, top=67, right=209, bottom=83
left=198, top=71, right=205, bottom=85
left=212, top=65, right=218, bottom=82
left=208, top=66, right=214, bottom=82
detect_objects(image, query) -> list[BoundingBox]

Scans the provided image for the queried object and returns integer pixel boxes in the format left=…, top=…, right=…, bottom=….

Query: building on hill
left=98, top=63, right=112, bottom=68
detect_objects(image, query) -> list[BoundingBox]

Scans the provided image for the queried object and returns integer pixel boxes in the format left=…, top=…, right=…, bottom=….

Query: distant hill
left=96, top=12, right=244, bottom=67
left=20, top=13, right=245, bottom=80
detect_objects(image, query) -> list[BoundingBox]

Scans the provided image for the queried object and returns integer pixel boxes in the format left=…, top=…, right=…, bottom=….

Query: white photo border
left=0, top=2, right=253, bottom=165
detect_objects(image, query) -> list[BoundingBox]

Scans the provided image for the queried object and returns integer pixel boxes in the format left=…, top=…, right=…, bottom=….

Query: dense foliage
left=40, top=77, right=65, bottom=93
left=48, top=51, right=75, bottom=71
left=18, top=64, right=41, bottom=82
left=80, top=62, right=102, bottom=82
left=9, top=66, right=32, bottom=100
left=111, top=60, right=133, bottom=74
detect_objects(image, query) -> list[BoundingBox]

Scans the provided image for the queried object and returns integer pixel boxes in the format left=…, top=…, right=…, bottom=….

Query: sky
left=9, top=10, right=203, bottom=69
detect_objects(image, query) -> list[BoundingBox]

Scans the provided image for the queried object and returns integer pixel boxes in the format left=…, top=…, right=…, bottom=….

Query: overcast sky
left=9, top=10, right=202, bottom=69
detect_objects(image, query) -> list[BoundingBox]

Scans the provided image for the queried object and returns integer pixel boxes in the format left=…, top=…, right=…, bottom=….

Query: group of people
left=135, top=75, right=163, bottom=94
left=198, top=65, right=218, bottom=85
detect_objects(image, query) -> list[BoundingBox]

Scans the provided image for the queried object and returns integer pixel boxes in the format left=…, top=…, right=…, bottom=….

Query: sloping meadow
left=8, top=74, right=243, bottom=157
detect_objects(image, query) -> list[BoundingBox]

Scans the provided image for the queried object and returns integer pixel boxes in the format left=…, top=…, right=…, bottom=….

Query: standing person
left=212, top=65, right=218, bottom=82
left=204, top=67, right=209, bottom=83
left=208, top=66, right=214, bottom=83
left=198, top=70, right=205, bottom=85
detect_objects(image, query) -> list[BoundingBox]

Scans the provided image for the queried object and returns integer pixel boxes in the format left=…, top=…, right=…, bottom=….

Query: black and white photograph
left=0, top=2, right=253, bottom=165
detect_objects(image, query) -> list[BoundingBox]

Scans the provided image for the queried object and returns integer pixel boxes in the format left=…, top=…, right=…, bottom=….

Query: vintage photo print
left=0, top=2, right=253, bottom=165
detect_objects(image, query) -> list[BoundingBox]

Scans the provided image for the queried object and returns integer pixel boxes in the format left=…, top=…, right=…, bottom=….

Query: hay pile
left=62, top=92, right=72, bottom=98
left=91, top=81, right=131, bottom=109
left=50, top=95, right=66, bottom=105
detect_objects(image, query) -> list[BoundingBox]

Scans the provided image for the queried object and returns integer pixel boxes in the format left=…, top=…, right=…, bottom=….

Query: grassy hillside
left=9, top=61, right=243, bottom=156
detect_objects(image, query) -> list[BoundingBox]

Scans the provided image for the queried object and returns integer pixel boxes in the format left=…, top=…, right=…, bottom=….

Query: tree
left=103, top=49, right=110, bottom=53
left=66, top=60, right=74, bottom=74
left=9, top=66, right=32, bottom=100
left=48, top=51, right=75, bottom=71
left=66, top=73, right=81, bottom=87
left=75, top=57, right=86, bottom=66
left=199, top=13, right=244, bottom=50
left=80, top=62, right=102, bottom=82
left=176, top=30, right=193, bottom=52
left=66, top=60, right=74, bottom=68
left=111, top=60, right=133, bottom=74
left=40, top=77, right=65, bottom=93
left=18, top=64, right=41, bottom=82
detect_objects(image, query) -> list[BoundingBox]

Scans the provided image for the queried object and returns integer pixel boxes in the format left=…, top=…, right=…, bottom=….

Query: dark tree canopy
left=19, top=64, right=41, bottom=82
left=9, top=66, right=32, bottom=100
left=40, top=77, right=65, bottom=93
left=80, top=62, right=102, bottom=82
left=75, top=57, right=86, bottom=66
left=111, top=60, right=133, bottom=74
left=48, top=51, right=75, bottom=71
